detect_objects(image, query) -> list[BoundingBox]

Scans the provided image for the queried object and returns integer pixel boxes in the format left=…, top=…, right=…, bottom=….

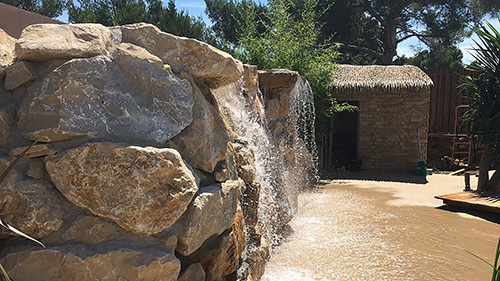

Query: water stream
left=261, top=177, right=500, bottom=280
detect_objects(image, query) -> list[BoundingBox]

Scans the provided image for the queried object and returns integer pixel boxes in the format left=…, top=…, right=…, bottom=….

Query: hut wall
left=332, top=88, right=430, bottom=171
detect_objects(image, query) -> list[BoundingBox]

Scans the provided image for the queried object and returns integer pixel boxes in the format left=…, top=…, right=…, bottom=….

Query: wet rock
left=45, top=142, right=198, bottom=235
left=4, top=60, right=37, bottom=90
left=0, top=158, right=64, bottom=238
left=181, top=203, right=246, bottom=281
left=246, top=235, right=270, bottom=281
left=178, top=263, right=205, bottom=281
left=176, top=180, right=242, bottom=256
left=241, top=181, right=260, bottom=229
left=238, top=164, right=255, bottom=183
left=15, top=23, right=112, bottom=62
left=17, top=55, right=194, bottom=143
left=1, top=244, right=180, bottom=281
left=169, top=72, right=230, bottom=173
left=258, top=69, right=299, bottom=96
left=0, top=28, right=16, bottom=79
left=121, top=23, right=244, bottom=88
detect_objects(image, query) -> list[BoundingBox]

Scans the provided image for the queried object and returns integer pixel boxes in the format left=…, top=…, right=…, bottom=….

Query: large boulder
left=120, top=23, right=244, bottom=88
left=181, top=203, right=246, bottom=281
left=169, top=72, right=230, bottom=173
left=0, top=28, right=16, bottom=79
left=44, top=143, right=198, bottom=235
left=15, top=24, right=112, bottom=62
left=0, top=158, right=65, bottom=238
left=176, top=180, right=242, bottom=256
left=17, top=55, right=194, bottom=143
left=1, top=243, right=180, bottom=281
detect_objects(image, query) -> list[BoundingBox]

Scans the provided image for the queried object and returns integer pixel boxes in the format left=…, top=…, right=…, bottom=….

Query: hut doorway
left=331, top=101, right=360, bottom=171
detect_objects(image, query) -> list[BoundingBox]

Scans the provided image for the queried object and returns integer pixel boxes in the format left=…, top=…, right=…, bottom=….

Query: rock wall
left=0, top=23, right=315, bottom=281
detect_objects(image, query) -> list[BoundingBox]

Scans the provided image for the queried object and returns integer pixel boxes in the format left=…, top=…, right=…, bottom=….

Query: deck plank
left=435, top=191, right=500, bottom=213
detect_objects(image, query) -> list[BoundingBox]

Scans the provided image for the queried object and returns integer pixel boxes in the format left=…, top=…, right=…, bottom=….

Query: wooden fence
left=425, top=68, right=478, bottom=135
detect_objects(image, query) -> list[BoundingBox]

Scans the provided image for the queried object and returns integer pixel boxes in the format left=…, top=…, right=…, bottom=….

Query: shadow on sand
left=321, top=169, right=428, bottom=184
left=437, top=204, right=500, bottom=224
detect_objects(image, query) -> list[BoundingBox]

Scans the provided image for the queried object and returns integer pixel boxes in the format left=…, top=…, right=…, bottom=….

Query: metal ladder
left=450, top=105, right=472, bottom=168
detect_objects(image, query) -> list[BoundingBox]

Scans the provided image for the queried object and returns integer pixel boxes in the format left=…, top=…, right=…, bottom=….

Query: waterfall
left=211, top=74, right=317, bottom=247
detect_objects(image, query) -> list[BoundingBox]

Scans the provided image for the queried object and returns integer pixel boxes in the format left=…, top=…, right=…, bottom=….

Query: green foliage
left=396, top=44, right=464, bottom=69
left=1, top=0, right=64, bottom=18
left=230, top=0, right=352, bottom=137
left=460, top=15, right=500, bottom=166
left=67, top=0, right=216, bottom=44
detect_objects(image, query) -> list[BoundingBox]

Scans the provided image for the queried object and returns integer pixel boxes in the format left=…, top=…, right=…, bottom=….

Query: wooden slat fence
left=425, top=68, right=478, bottom=135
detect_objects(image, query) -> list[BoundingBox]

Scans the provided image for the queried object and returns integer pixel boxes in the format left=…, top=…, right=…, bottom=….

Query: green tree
left=460, top=15, right=500, bottom=192
left=1, top=0, right=64, bottom=18
left=232, top=0, right=352, bottom=137
left=67, top=0, right=216, bottom=43
left=396, top=43, right=464, bottom=69
left=206, top=0, right=500, bottom=65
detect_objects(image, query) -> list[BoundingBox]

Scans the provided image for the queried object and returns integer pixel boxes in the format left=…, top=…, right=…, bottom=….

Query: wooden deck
left=435, top=191, right=500, bottom=213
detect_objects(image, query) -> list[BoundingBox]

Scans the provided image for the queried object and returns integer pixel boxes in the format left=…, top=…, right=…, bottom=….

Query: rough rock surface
left=4, top=60, right=37, bottom=90
left=182, top=203, right=246, bottom=280
left=17, top=55, right=194, bottom=143
left=62, top=216, right=119, bottom=244
left=176, top=180, right=242, bottom=256
left=178, top=263, right=206, bottom=281
left=45, top=143, right=198, bottom=235
left=258, top=69, right=300, bottom=96
left=15, top=24, right=112, bottom=62
left=9, top=144, right=56, bottom=158
left=0, top=29, right=16, bottom=79
left=0, top=108, right=12, bottom=148
left=170, top=72, right=230, bottom=173
left=120, top=23, right=244, bottom=88
left=1, top=244, right=180, bottom=281
left=0, top=159, right=64, bottom=238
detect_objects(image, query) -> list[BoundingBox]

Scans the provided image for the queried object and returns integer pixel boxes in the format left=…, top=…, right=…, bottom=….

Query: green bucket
left=416, top=159, right=429, bottom=176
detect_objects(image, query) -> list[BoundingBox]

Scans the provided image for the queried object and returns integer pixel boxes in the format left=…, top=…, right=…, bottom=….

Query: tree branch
left=362, top=0, right=385, bottom=25
left=317, top=42, right=382, bottom=59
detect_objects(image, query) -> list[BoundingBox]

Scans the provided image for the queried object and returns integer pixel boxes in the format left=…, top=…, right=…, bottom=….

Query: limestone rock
left=238, top=164, right=255, bottom=183
left=9, top=144, right=56, bottom=158
left=0, top=159, right=64, bottom=238
left=176, top=180, right=242, bottom=256
left=170, top=72, right=230, bottom=173
left=26, top=158, right=45, bottom=179
left=181, top=203, right=246, bottom=280
left=17, top=55, right=194, bottom=143
left=0, top=108, right=12, bottom=148
left=121, top=23, right=244, bottom=88
left=44, top=143, right=198, bottom=235
left=1, top=245, right=180, bottom=281
left=0, top=28, right=16, bottom=79
left=5, top=60, right=37, bottom=90
left=15, top=24, right=112, bottom=62
left=178, top=263, right=206, bottom=281
left=62, top=216, right=119, bottom=244
left=258, top=69, right=300, bottom=96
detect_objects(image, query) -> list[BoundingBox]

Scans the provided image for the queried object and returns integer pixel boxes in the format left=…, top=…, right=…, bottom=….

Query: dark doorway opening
left=331, top=101, right=360, bottom=170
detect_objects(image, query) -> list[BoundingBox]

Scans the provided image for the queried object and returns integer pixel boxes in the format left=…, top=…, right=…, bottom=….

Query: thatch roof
left=332, top=65, right=433, bottom=92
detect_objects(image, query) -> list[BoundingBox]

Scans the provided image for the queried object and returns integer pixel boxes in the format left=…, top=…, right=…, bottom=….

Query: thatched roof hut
left=332, top=65, right=433, bottom=92
left=322, top=64, right=433, bottom=171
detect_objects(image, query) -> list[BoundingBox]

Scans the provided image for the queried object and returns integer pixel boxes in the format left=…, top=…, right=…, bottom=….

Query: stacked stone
left=0, top=23, right=305, bottom=281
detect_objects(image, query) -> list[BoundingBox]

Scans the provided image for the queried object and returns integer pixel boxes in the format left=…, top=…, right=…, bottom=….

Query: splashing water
left=211, top=75, right=317, bottom=246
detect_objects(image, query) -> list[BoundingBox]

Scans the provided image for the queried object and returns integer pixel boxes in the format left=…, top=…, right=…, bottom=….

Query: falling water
left=211, top=75, right=318, bottom=246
